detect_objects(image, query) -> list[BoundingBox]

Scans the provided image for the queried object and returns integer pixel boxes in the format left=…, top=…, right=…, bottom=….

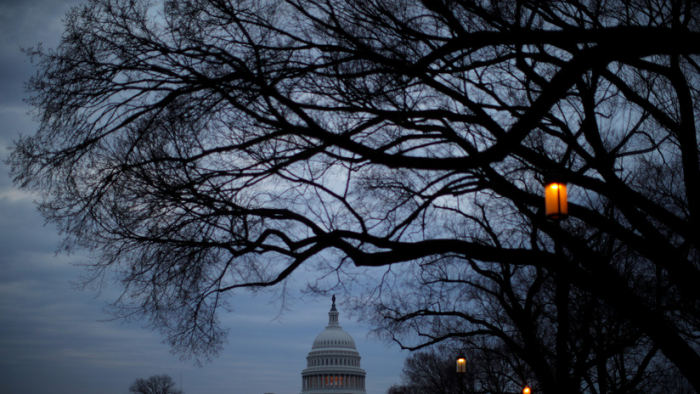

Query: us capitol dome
left=301, top=296, right=366, bottom=394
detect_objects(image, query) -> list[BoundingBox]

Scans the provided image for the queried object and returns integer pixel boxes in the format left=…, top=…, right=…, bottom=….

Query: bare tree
left=390, top=335, right=673, bottom=394
left=9, top=0, right=700, bottom=391
left=367, top=254, right=667, bottom=394
left=129, top=375, right=182, bottom=394
left=400, top=348, right=465, bottom=394
left=389, top=345, right=524, bottom=394
left=386, top=384, right=421, bottom=394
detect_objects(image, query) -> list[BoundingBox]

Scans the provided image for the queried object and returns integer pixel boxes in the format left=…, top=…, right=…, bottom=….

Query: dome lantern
left=328, top=295, right=339, bottom=327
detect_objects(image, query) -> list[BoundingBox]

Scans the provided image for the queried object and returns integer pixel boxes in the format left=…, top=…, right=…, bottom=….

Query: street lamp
left=544, top=173, right=568, bottom=220
left=456, top=357, right=467, bottom=374
left=523, top=385, right=531, bottom=394
left=545, top=171, right=569, bottom=394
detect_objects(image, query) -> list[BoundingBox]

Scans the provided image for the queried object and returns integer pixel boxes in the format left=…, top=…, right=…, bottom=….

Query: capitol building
left=300, top=296, right=367, bottom=394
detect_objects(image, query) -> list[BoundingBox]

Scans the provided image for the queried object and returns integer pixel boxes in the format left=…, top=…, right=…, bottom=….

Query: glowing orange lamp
left=523, top=386, right=531, bottom=394
left=544, top=173, right=568, bottom=220
left=456, top=357, right=466, bottom=373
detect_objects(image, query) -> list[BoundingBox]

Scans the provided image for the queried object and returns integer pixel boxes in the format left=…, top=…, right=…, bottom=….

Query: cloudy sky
left=0, top=1, right=406, bottom=393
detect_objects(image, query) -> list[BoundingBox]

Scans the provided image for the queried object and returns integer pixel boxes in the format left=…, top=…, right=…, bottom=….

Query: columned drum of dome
left=301, top=296, right=367, bottom=394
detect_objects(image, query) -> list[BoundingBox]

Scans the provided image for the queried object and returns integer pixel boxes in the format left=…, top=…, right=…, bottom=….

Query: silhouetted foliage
left=388, top=345, right=524, bottom=394
left=390, top=343, right=681, bottom=394
left=374, top=279, right=670, bottom=394
left=400, top=348, right=466, bottom=394
left=9, top=0, right=700, bottom=391
left=129, top=374, right=182, bottom=394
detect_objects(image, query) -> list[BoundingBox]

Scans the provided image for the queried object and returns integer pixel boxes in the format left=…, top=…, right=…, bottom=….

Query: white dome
left=312, top=327, right=357, bottom=350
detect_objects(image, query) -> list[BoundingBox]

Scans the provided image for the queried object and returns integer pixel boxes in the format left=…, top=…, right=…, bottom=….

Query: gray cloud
left=0, top=1, right=404, bottom=393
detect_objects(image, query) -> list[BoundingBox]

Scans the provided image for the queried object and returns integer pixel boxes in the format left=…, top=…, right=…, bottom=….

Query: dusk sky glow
left=0, top=1, right=406, bottom=393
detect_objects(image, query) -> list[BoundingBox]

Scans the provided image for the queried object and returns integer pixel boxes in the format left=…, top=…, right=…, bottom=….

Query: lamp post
left=456, top=357, right=467, bottom=374
left=455, top=357, right=468, bottom=394
left=545, top=171, right=570, bottom=394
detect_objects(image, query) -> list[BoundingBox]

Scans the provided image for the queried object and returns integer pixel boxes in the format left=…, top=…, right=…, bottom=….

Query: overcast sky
left=0, top=1, right=406, bottom=393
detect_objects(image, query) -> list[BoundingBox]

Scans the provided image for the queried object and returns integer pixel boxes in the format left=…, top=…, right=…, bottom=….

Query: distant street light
left=523, top=385, right=531, bottom=394
left=456, top=357, right=467, bottom=374
left=544, top=172, right=568, bottom=220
